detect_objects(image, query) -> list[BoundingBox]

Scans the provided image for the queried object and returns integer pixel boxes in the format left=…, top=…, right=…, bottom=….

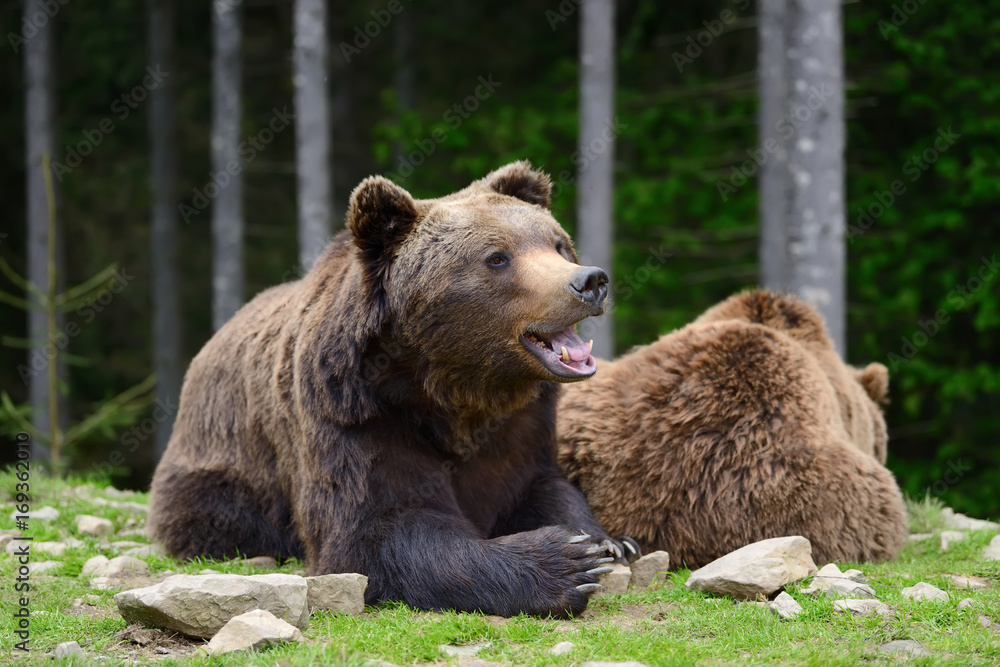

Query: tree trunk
left=148, top=0, right=181, bottom=460
left=577, top=0, right=616, bottom=360
left=24, top=0, right=63, bottom=461
left=293, top=0, right=332, bottom=272
left=212, top=0, right=243, bottom=330
left=757, top=0, right=787, bottom=291
left=783, top=0, right=845, bottom=354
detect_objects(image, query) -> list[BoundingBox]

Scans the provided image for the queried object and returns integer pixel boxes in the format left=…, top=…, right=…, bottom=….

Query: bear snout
left=569, top=266, right=609, bottom=314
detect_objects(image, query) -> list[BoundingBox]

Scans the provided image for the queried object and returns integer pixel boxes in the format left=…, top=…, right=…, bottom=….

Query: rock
left=767, top=591, right=803, bottom=619
left=240, top=555, right=278, bottom=570
left=901, top=582, right=949, bottom=602
left=599, top=563, right=632, bottom=595
left=801, top=563, right=844, bottom=595
left=832, top=599, right=893, bottom=617
left=983, top=535, right=1000, bottom=561
left=0, top=530, right=19, bottom=551
left=109, top=540, right=143, bottom=550
left=842, top=569, right=867, bottom=583
left=90, top=577, right=116, bottom=590
left=204, top=609, right=304, bottom=655
left=198, top=568, right=220, bottom=575
left=82, top=555, right=148, bottom=577
left=105, top=486, right=136, bottom=497
left=76, top=514, right=114, bottom=537
left=944, top=574, right=988, bottom=589
left=978, top=614, right=993, bottom=628
left=550, top=641, right=575, bottom=655
left=939, top=530, right=967, bottom=550
left=582, top=662, right=649, bottom=667
left=124, top=544, right=165, bottom=559
left=10, top=506, right=59, bottom=521
left=83, top=594, right=101, bottom=605
left=305, top=573, right=368, bottom=614
left=940, top=508, right=1000, bottom=532
left=53, top=641, right=84, bottom=658
left=824, top=580, right=876, bottom=600
left=114, top=573, right=310, bottom=639
left=908, top=533, right=933, bottom=542
left=685, top=536, right=818, bottom=599
left=29, top=560, right=63, bottom=575
left=628, top=551, right=670, bottom=588
left=957, top=598, right=975, bottom=611
left=23, top=540, right=83, bottom=557
left=878, top=639, right=931, bottom=657
left=439, top=642, right=490, bottom=657
left=92, top=497, right=148, bottom=514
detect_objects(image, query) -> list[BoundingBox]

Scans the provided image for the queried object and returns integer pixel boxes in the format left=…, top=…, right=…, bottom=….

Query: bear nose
left=569, top=266, right=609, bottom=309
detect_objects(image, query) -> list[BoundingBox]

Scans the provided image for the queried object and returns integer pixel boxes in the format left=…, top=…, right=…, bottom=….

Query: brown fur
left=148, top=162, right=627, bottom=617
left=557, top=290, right=907, bottom=568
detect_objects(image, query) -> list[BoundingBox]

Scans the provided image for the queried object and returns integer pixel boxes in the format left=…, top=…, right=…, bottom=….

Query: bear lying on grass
left=557, top=289, right=908, bottom=568
left=149, top=162, right=635, bottom=618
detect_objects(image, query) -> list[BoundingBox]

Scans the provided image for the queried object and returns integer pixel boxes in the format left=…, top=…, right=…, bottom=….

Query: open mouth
left=520, top=326, right=598, bottom=380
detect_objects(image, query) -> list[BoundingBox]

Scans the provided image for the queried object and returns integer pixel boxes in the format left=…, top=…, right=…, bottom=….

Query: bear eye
left=486, top=252, right=510, bottom=267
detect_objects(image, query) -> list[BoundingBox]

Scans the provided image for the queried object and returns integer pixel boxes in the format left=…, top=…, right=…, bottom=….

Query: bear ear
left=481, top=160, right=552, bottom=209
left=855, top=362, right=890, bottom=404
left=347, top=176, right=419, bottom=263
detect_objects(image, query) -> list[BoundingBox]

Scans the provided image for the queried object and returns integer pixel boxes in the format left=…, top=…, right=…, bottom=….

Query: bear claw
left=576, top=583, right=601, bottom=594
left=587, top=566, right=614, bottom=576
left=567, top=533, right=592, bottom=544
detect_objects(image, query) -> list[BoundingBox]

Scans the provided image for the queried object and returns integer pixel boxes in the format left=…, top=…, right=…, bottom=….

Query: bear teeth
left=560, top=346, right=570, bottom=362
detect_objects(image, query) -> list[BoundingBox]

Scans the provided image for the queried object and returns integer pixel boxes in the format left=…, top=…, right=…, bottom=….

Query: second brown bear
left=557, top=290, right=909, bottom=568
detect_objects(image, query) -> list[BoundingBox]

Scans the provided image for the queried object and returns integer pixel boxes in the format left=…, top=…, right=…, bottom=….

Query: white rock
left=240, top=555, right=278, bottom=570
left=940, top=531, right=967, bottom=550
left=124, top=544, right=165, bottom=559
left=550, top=641, right=576, bottom=655
left=768, top=591, right=803, bottom=619
left=983, top=535, right=1000, bottom=561
left=629, top=551, right=670, bottom=588
left=10, top=506, right=59, bottom=521
left=908, top=533, right=933, bottom=542
left=685, top=536, right=818, bottom=599
left=842, top=569, right=867, bottom=583
left=832, top=599, right=893, bottom=617
left=941, top=508, right=1000, bottom=532
left=114, top=573, right=310, bottom=639
left=92, top=497, right=148, bottom=514
left=0, top=530, right=19, bottom=551
left=204, top=609, right=304, bottom=655
left=979, top=614, right=993, bottom=628
left=944, top=574, right=988, bottom=589
left=599, top=563, right=632, bottom=595
left=957, top=598, right=975, bottom=611
left=878, top=639, right=931, bottom=657
left=825, top=580, right=876, bottom=600
left=53, top=641, right=84, bottom=658
left=82, top=555, right=148, bottom=577
left=439, top=642, right=490, bottom=657
left=77, top=515, right=113, bottom=537
left=305, top=573, right=368, bottom=614
left=901, top=582, right=949, bottom=602
left=29, top=560, right=63, bottom=575
left=801, top=563, right=843, bottom=595
left=90, top=577, right=115, bottom=590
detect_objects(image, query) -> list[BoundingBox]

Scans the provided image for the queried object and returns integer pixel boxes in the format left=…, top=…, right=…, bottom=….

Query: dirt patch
left=105, top=625, right=202, bottom=661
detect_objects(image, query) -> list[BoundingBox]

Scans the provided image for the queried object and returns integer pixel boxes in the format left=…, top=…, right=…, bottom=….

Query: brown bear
left=557, top=289, right=908, bottom=569
left=148, top=162, right=636, bottom=618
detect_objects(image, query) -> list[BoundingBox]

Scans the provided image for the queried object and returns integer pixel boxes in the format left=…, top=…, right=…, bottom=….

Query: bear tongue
left=549, top=327, right=592, bottom=363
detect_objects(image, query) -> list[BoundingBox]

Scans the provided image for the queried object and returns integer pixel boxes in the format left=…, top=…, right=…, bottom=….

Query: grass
left=2, top=469, right=1000, bottom=666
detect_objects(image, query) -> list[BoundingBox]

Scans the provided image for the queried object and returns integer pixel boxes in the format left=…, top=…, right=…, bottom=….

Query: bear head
left=346, top=161, right=609, bottom=416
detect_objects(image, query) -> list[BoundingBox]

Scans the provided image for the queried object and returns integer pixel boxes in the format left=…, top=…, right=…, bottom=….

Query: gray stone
left=305, top=573, right=368, bottom=614
left=109, top=540, right=143, bottom=550
left=767, top=591, right=803, bottom=619
left=878, top=639, right=931, bottom=657
left=90, top=577, right=116, bottom=590
left=124, top=544, right=165, bottom=559
left=550, top=641, right=576, bottom=655
left=685, top=536, right=817, bottom=599
left=824, top=580, right=876, bottom=600
left=940, top=508, right=1000, bottom=532
left=0, top=530, right=19, bottom=551
left=908, top=533, right=933, bottom=542
left=240, top=555, right=278, bottom=570
left=439, top=642, right=491, bottom=657
left=832, top=599, right=893, bottom=617
left=114, top=573, right=310, bottom=639
left=29, top=560, right=63, bottom=575
left=10, top=506, right=59, bottom=521
left=842, top=569, right=867, bottom=583
left=983, top=535, right=1000, bottom=561
left=944, top=574, right=988, bottom=589
left=16, top=539, right=83, bottom=557
left=53, top=641, right=84, bottom=658
left=599, top=563, right=632, bottom=595
left=957, top=598, right=975, bottom=611
left=81, top=555, right=148, bottom=577
left=978, top=614, right=992, bottom=628
left=628, top=551, right=670, bottom=588
left=204, top=609, right=304, bottom=655
left=801, top=563, right=845, bottom=595
left=901, top=582, right=949, bottom=602
left=76, top=514, right=113, bottom=537
left=939, top=530, right=967, bottom=550
left=92, top=497, right=148, bottom=514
